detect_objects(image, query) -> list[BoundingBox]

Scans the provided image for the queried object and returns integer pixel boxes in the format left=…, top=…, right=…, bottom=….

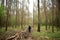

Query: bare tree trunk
left=44, top=0, right=48, bottom=30
left=51, top=0, right=54, bottom=32
left=33, top=2, right=34, bottom=27
left=21, top=0, right=24, bottom=29
left=6, top=0, right=9, bottom=31
left=16, top=0, right=18, bottom=27
left=28, top=0, right=29, bottom=25
left=37, top=0, right=40, bottom=32
left=56, top=0, right=60, bottom=31
left=1, top=0, right=4, bottom=5
left=6, top=0, right=11, bottom=31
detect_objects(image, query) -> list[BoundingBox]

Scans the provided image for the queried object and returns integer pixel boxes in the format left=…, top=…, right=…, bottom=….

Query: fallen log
left=6, top=33, right=19, bottom=40
left=6, top=26, right=32, bottom=40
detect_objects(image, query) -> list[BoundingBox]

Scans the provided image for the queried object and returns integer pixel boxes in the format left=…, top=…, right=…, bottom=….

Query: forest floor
left=0, top=26, right=60, bottom=40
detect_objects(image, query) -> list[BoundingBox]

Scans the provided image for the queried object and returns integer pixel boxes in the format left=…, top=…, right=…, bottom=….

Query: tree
left=33, top=1, right=38, bottom=27
left=16, top=0, right=20, bottom=27
left=6, top=0, right=9, bottom=31
left=27, top=0, right=29, bottom=25
left=0, top=5, right=6, bottom=28
left=51, top=0, right=55, bottom=32
left=44, top=0, right=48, bottom=30
left=37, top=0, right=41, bottom=32
left=33, top=2, right=35, bottom=27
left=55, top=0, right=60, bottom=31
left=21, top=0, right=25, bottom=29
left=46, top=0, right=52, bottom=29
left=1, top=0, right=4, bottom=5
left=6, top=0, right=11, bottom=31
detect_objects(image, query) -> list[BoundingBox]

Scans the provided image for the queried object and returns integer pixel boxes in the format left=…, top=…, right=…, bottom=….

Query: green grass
left=32, top=32, right=41, bottom=37
left=0, top=25, right=60, bottom=40
left=31, top=25, right=60, bottom=40
left=32, top=32, right=60, bottom=40
left=46, top=32, right=60, bottom=38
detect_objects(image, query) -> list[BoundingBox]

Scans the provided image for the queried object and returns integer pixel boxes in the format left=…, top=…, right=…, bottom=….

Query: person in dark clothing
left=28, top=25, right=31, bottom=33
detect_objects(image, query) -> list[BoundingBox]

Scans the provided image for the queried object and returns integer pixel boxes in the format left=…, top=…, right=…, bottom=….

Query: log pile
left=6, top=29, right=31, bottom=40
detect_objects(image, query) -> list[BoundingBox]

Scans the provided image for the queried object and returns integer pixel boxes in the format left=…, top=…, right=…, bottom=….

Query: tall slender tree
left=44, top=0, right=48, bottom=30
left=55, top=0, right=60, bottom=31
left=33, top=2, right=34, bottom=27
left=37, top=0, right=40, bottom=32
left=1, top=0, right=4, bottom=5
left=5, top=0, right=9, bottom=31
left=21, top=0, right=24, bottom=29
left=16, top=0, right=17, bottom=27
left=51, top=0, right=54, bottom=32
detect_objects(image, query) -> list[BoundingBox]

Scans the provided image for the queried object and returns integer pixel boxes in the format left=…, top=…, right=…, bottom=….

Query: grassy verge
left=32, top=32, right=60, bottom=40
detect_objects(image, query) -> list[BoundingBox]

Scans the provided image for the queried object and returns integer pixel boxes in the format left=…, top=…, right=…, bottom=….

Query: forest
left=0, top=0, right=60, bottom=40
